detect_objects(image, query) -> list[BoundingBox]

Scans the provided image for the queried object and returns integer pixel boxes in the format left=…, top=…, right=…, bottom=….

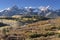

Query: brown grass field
left=0, top=17, right=60, bottom=40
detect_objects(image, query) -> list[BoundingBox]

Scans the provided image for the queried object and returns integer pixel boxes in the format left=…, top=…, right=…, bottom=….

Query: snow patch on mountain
left=45, top=12, right=51, bottom=17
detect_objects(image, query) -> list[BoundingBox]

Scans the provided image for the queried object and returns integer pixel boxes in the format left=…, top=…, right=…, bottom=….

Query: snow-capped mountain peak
left=6, top=8, right=11, bottom=10
left=0, top=5, right=60, bottom=18
left=0, top=7, right=11, bottom=12
left=39, top=6, right=50, bottom=11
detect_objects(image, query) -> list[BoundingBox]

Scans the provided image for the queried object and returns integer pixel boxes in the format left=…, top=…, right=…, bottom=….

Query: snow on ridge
left=0, top=10, right=4, bottom=12
left=0, top=6, right=50, bottom=12
left=45, top=12, right=51, bottom=17
left=0, top=7, right=11, bottom=12
left=38, top=6, right=50, bottom=11
left=6, top=8, right=10, bottom=10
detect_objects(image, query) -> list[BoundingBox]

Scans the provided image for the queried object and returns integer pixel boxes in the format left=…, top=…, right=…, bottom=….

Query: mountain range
left=0, top=5, right=60, bottom=18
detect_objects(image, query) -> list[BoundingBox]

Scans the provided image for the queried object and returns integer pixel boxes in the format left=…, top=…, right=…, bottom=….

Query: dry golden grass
left=1, top=17, right=60, bottom=40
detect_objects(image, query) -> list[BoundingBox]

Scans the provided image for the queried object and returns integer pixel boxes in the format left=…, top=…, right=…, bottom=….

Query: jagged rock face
left=0, top=5, right=60, bottom=18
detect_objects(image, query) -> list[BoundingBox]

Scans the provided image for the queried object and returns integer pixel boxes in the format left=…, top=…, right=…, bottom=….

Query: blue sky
left=0, top=0, right=60, bottom=10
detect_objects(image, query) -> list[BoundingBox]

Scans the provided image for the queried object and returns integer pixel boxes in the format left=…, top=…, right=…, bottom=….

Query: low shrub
left=29, top=33, right=42, bottom=38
